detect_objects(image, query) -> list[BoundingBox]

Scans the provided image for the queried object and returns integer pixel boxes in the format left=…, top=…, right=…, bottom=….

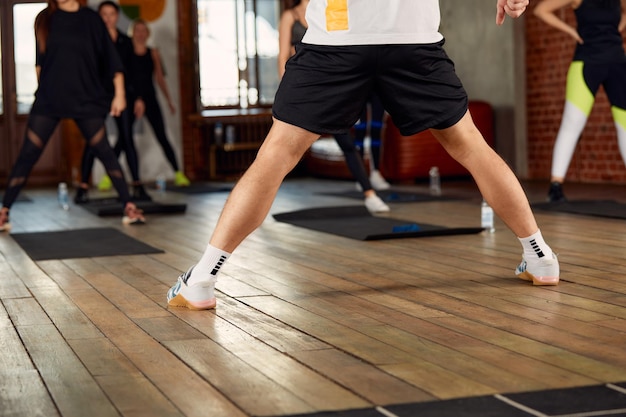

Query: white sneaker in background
left=369, top=170, right=391, bottom=190
left=365, top=194, right=390, bottom=213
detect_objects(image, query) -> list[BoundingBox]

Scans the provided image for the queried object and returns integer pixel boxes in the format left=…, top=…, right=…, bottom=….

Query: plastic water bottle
left=481, top=200, right=495, bottom=233
left=58, top=182, right=69, bottom=210
left=214, top=122, right=224, bottom=145
left=429, top=166, right=441, bottom=196
left=225, top=125, right=235, bottom=144
left=156, top=174, right=166, bottom=193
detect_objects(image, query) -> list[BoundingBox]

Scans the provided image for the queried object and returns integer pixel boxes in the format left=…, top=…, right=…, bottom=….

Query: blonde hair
left=129, top=18, right=150, bottom=37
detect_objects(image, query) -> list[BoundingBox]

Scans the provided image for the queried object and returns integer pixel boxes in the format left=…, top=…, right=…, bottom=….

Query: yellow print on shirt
left=326, top=0, right=349, bottom=31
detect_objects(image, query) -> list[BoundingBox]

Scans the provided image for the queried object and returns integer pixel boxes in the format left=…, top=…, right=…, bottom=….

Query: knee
left=256, top=142, right=304, bottom=173
left=256, top=127, right=318, bottom=172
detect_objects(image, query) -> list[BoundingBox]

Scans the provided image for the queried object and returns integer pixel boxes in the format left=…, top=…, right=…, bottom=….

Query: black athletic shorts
left=273, top=40, right=468, bottom=136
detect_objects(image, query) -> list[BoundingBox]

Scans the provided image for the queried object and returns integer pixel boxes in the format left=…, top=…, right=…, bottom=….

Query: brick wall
left=525, top=3, right=626, bottom=184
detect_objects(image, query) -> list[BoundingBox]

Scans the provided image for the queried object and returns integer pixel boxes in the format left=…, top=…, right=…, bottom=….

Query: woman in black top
left=0, top=0, right=144, bottom=232
left=128, top=19, right=190, bottom=187
left=75, top=0, right=150, bottom=204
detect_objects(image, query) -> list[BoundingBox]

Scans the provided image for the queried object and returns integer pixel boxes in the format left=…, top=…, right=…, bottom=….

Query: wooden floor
left=1, top=177, right=626, bottom=417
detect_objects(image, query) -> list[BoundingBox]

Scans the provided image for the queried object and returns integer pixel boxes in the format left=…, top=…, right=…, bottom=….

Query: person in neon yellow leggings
left=535, top=0, right=626, bottom=202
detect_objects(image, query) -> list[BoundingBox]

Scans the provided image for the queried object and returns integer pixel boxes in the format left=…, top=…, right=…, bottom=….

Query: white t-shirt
left=302, top=0, right=444, bottom=46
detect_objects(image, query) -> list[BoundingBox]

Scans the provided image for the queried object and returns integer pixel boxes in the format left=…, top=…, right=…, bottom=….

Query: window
left=14, top=3, right=46, bottom=114
left=197, top=0, right=280, bottom=108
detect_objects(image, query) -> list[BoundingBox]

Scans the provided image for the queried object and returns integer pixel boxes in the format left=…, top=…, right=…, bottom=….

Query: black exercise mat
left=150, top=183, right=233, bottom=195
left=276, top=381, right=626, bottom=417
left=533, top=200, right=626, bottom=220
left=79, top=197, right=186, bottom=217
left=318, top=189, right=459, bottom=203
left=273, top=206, right=483, bottom=240
left=11, top=227, right=164, bottom=261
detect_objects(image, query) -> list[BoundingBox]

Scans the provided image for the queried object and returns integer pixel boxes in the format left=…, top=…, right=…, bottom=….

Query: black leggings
left=2, top=114, right=131, bottom=210
left=80, top=108, right=140, bottom=184
left=138, top=94, right=179, bottom=172
left=333, top=133, right=373, bottom=192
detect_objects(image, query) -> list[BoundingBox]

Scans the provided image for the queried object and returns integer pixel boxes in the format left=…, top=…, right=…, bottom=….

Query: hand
left=110, top=95, right=126, bottom=117
left=134, top=98, right=145, bottom=118
left=496, top=0, right=529, bottom=25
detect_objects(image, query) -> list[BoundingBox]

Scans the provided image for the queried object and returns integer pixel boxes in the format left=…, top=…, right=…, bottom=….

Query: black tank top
left=291, top=20, right=307, bottom=45
left=130, top=47, right=156, bottom=99
left=573, top=0, right=625, bottom=63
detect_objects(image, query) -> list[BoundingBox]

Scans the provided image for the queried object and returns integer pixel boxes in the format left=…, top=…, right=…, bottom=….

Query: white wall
left=88, top=0, right=182, bottom=184
left=439, top=0, right=525, bottom=172
left=440, top=0, right=515, bottom=108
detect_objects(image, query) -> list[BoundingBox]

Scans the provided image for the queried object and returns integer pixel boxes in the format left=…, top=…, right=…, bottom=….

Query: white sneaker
left=515, top=253, right=560, bottom=286
left=365, top=194, right=390, bottom=213
left=370, top=170, right=391, bottom=190
left=167, top=266, right=217, bottom=310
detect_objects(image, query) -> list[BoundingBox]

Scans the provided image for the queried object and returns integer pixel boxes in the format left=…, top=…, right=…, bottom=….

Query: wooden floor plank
left=14, top=322, right=119, bottom=417
left=164, top=339, right=321, bottom=416
left=0, top=302, right=60, bottom=417
left=430, top=315, right=626, bottom=382
left=0, top=250, right=32, bottom=299
left=0, top=370, right=61, bottom=417
left=285, top=289, right=600, bottom=390
left=63, top=287, right=248, bottom=417
left=290, top=348, right=436, bottom=405
left=162, top=305, right=371, bottom=413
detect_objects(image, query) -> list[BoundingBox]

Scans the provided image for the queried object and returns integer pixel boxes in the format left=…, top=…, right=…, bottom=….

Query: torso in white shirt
left=302, top=0, right=444, bottom=46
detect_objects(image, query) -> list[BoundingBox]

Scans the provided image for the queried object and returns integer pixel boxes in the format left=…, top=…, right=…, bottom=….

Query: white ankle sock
left=187, top=244, right=231, bottom=285
left=518, top=230, right=553, bottom=260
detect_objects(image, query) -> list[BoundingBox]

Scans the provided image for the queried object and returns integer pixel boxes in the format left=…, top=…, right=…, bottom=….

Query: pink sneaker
left=0, top=208, right=11, bottom=232
left=122, top=202, right=145, bottom=225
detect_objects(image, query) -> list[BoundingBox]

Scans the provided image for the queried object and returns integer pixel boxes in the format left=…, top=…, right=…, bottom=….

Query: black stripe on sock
left=530, top=239, right=545, bottom=258
left=211, top=255, right=228, bottom=276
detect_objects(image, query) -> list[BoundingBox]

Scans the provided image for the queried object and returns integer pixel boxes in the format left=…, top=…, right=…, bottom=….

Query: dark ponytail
left=35, top=2, right=56, bottom=53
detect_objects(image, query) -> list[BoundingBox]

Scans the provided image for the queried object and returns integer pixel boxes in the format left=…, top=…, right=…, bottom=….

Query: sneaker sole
left=122, top=216, right=145, bottom=225
left=167, top=293, right=216, bottom=310
left=517, top=271, right=559, bottom=286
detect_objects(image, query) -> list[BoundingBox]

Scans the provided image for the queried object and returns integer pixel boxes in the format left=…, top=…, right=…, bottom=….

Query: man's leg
left=431, top=111, right=536, bottom=237
left=431, top=110, right=559, bottom=285
left=167, top=119, right=320, bottom=309
left=211, top=120, right=320, bottom=250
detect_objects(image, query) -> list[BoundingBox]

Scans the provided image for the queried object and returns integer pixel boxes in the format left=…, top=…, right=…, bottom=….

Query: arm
left=496, top=0, right=530, bottom=25
left=151, top=48, right=175, bottom=114
left=277, top=10, right=295, bottom=79
left=533, top=0, right=583, bottom=43
left=619, top=0, right=626, bottom=32
left=110, top=72, right=126, bottom=117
